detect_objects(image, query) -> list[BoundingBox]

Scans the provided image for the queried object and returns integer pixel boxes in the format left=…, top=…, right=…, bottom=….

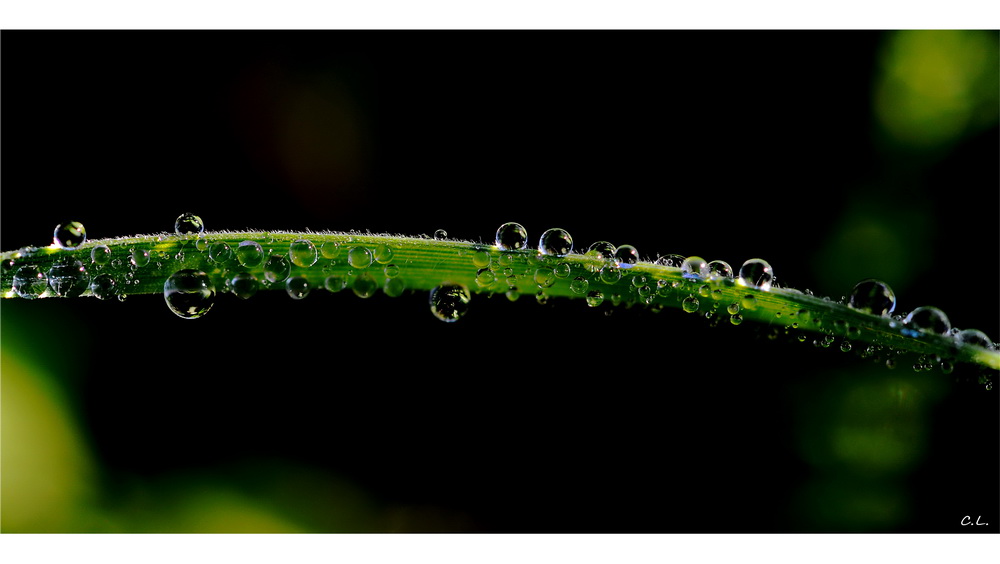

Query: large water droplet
left=570, top=276, right=589, bottom=295
left=130, top=247, right=151, bottom=268
left=324, top=275, right=346, bottom=293
left=352, top=273, right=378, bottom=298
left=495, top=222, right=528, bottom=251
left=209, top=242, right=233, bottom=264
left=707, top=260, right=733, bottom=280
left=230, top=272, right=259, bottom=299
left=90, top=273, right=117, bottom=300
left=681, top=256, right=709, bottom=279
left=174, top=212, right=205, bottom=236
left=289, top=239, right=318, bottom=268
left=614, top=245, right=639, bottom=268
left=585, top=290, right=604, bottom=307
left=47, top=258, right=89, bottom=298
left=348, top=247, right=373, bottom=269
left=954, top=328, right=993, bottom=350
left=586, top=241, right=616, bottom=261
left=848, top=279, right=896, bottom=316
left=91, top=245, right=111, bottom=265
left=538, top=228, right=573, bottom=257
left=163, top=269, right=215, bottom=319
left=433, top=229, right=448, bottom=240
left=12, top=265, right=48, bottom=299
left=429, top=283, right=471, bottom=322
left=263, top=254, right=291, bottom=283
left=738, top=258, right=773, bottom=290
left=373, top=244, right=394, bottom=264
left=286, top=276, right=310, bottom=300
left=236, top=240, right=265, bottom=267
left=384, top=277, right=406, bottom=298
left=53, top=221, right=86, bottom=249
left=682, top=295, right=700, bottom=313
left=320, top=241, right=342, bottom=259
left=534, top=268, right=555, bottom=288
left=903, top=306, right=951, bottom=335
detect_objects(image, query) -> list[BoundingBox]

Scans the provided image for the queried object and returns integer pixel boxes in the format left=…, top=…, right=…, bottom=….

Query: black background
left=2, top=30, right=997, bottom=532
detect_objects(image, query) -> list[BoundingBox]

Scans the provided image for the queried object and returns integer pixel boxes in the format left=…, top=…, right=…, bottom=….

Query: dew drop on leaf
left=681, top=256, right=709, bottom=279
left=570, top=276, right=589, bottom=295
left=586, top=241, right=615, bottom=261
left=352, top=273, right=378, bottom=298
left=91, top=245, right=111, bottom=265
left=348, top=247, right=373, bottom=269
left=954, top=328, right=993, bottom=350
left=209, top=242, right=233, bottom=264
left=429, top=283, right=471, bottom=322
left=130, top=247, right=151, bottom=268
left=585, top=290, right=604, bottom=307
left=90, top=273, right=118, bottom=300
left=12, top=265, right=47, bottom=299
left=538, top=228, right=573, bottom=257
left=174, top=212, right=204, bottom=236
left=495, top=222, right=528, bottom=251
left=738, top=258, right=773, bottom=290
left=53, top=221, right=86, bottom=249
left=286, top=276, right=310, bottom=300
left=236, top=240, right=265, bottom=267
left=682, top=295, right=700, bottom=313
left=231, top=271, right=259, bottom=299
left=263, top=254, right=291, bottom=283
left=434, top=229, right=448, bottom=240
left=848, top=279, right=896, bottom=316
left=163, top=269, right=215, bottom=319
left=47, top=258, right=89, bottom=298
left=289, top=239, right=318, bottom=268
left=903, top=306, right=951, bottom=335
left=707, top=260, right=733, bottom=280
left=614, top=245, right=639, bottom=268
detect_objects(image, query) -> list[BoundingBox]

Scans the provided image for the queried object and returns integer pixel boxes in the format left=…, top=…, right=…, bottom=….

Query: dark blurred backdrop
left=1, top=30, right=997, bottom=533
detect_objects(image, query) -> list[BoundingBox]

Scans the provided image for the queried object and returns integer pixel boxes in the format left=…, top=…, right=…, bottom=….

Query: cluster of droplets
left=4, top=216, right=997, bottom=388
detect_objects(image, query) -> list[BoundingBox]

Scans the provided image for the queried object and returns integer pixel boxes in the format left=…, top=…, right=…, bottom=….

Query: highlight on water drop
left=163, top=269, right=215, bottom=319
left=614, top=245, right=639, bottom=268
left=289, top=239, right=318, bottom=268
left=738, top=258, right=773, bottom=291
left=538, top=228, right=573, bottom=257
left=902, top=306, right=951, bottom=336
left=237, top=240, right=265, bottom=267
left=429, top=283, right=471, bottom=322
left=12, top=265, right=48, bottom=299
left=848, top=279, right=896, bottom=316
left=47, top=257, right=89, bottom=298
left=53, top=221, right=87, bottom=249
left=495, top=222, right=528, bottom=251
left=681, top=256, right=709, bottom=280
left=174, top=212, right=205, bottom=237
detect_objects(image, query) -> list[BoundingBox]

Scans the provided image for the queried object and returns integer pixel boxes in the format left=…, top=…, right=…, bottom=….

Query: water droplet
left=698, top=284, right=711, bottom=298
left=727, top=303, right=741, bottom=315
left=263, top=254, right=291, bottom=283
left=384, top=264, right=401, bottom=278
left=194, top=237, right=208, bottom=252
left=599, top=264, right=621, bottom=284
left=840, top=341, right=853, bottom=353
left=470, top=248, right=492, bottom=269
left=429, top=283, right=470, bottom=322
left=586, top=290, right=604, bottom=307
left=682, top=295, right=700, bottom=313
left=903, top=306, right=951, bottom=335
left=348, top=247, right=373, bottom=269
left=535, top=291, right=550, bottom=305
left=614, top=245, right=639, bottom=268
left=90, top=273, right=117, bottom=300
left=237, top=240, right=264, bottom=267
left=47, top=258, right=89, bottom=298
left=738, top=258, right=773, bottom=290
left=53, top=221, right=86, bottom=249
left=174, top=212, right=204, bottom=236
left=91, top=245, right=111, bottom=265
left=534, top=268, right=555, bottom=288
left=321, top=241, right=342, bottom=259
left=12, top=265, right=48, bottom=299
left=538, top=228, right=573, bottom=257
left=230, top=272, right=259, bottom=299
left=554, top=263, right=571, bottom=278
left=570, top=276, right=589, bottom=295
left=848, top=279, right=896, bottom=316
left=495, top=222, right=528, bottom=251
left=954, top=329, right=994, bottom=350
left=209, top=242, right=233, bottom=263
left=730, top=314, right=743, bottom=325
left=324, top=275, right=346, bottom=293
left=740, top=294, right=757, bottom=310
left=352, top=273, right=378, bottom=298
left=374, top=244, right=394, bottom=264
left=476, top=268, right=496, bottom=287
left=289, top=239, right=318, bottom=268
left=286, top=276, right=310, bottom=300
left=681, top=256, right=709, bottom=279
left=384, top=277, right=406, bottom=297
left=586, top=241, right=615, bottom=261
left=163, top=269, right=215, bottom=319
left=130, top=247, right=151, bottom=268
left=656, top=254, right=686, bottom=268
left=707, top=260, right=733, bottom=280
